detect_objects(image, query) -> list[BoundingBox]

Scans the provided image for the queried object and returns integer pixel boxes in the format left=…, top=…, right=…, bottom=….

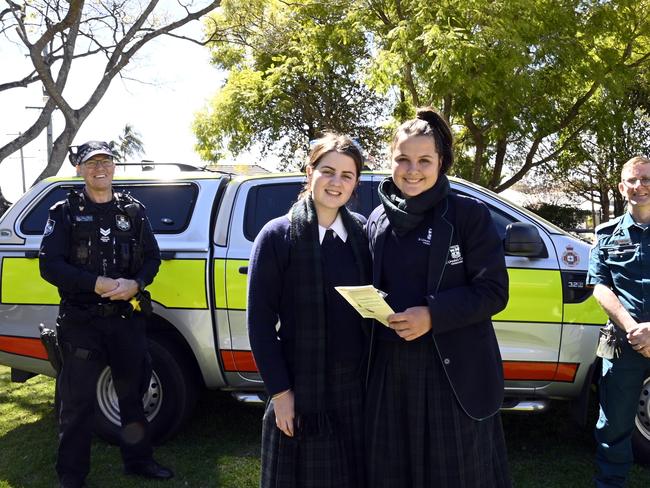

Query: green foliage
left=554, top=82, right=650, bottom=220
left=360, top=0, right=650, bottom=189
left=195, top=0, right=389, bottom=169
left=524, top=202, right=590, bottom=229
left=110, top=124, right=145, bottom=163
left=194, top=0, right=650, bottom=184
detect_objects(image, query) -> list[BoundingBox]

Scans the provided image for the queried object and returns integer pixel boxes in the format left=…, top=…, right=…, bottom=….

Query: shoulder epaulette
left=595, top=217, right=622, bottom=234
left=49, top=199, right=67, bottom=212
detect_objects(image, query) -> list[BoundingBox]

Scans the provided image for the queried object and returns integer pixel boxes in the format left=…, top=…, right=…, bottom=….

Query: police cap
left=68, top=141, right=116, bottom=166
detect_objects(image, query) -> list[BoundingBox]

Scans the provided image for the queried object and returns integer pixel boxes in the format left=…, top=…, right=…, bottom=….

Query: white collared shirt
left=318, top=213, right=348, bottom=244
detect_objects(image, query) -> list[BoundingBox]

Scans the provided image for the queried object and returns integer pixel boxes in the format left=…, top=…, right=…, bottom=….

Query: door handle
left=238, top=266, right=248, bottom=275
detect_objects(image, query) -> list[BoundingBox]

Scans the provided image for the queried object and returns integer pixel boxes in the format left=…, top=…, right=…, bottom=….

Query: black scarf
left=378, top=174, right=450, bottom=235
left=289, top=195, right=369, bottom=436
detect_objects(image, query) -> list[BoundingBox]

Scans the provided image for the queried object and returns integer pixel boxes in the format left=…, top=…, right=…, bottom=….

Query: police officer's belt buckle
left=93, top=302, right=125, bottom=318
left=596, top=322, right=621, bottom=360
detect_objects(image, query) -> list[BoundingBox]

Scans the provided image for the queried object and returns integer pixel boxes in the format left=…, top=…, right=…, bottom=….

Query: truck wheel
left=633, top=375, right=650, bottom=464
left=93, top=335, right=200, bottom=445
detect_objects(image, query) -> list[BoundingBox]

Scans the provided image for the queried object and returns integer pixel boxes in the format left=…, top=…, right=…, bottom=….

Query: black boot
left=124, top=459, right=174, bottom=480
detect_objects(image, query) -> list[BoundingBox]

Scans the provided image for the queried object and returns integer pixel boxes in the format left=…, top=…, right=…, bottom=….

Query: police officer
left=39, top=141, right=173, bottom=488
left=588, top=155, right=650, bottom=487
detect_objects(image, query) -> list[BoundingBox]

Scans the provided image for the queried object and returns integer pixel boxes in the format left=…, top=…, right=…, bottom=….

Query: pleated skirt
left=260, top=360, right=365, bottom=488
left=366, top=337, right=511, bottom=488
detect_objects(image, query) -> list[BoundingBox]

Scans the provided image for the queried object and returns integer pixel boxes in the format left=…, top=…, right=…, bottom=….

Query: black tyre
left=93, top=335, right=200, bottom=445
left=633, top=375, right=650, bottom=464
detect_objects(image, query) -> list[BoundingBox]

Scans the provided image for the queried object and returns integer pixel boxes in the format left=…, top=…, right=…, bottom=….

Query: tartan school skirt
left=260, top=360, right=366, bottom=488
left=366, top=337, right=511, bottom=488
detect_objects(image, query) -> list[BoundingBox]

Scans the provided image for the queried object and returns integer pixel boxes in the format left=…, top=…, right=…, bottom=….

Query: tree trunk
left=489, top=137, right=507, bottom=190
left=36, top=123, right=81, bottom=181
left=0, top=186, right=12, bottom=218
left=599, top=190, right=610, bottom=223
left=464, top=114, right=485, bottom=183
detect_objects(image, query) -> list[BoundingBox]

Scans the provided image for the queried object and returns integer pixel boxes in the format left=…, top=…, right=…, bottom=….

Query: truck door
left=219, top=177, right=303, bottom=382
left=0, top=184, right=77, bottom=376
left=453, top=183, right=566, bottom=391
left=219, top=175, right=378, bottom=381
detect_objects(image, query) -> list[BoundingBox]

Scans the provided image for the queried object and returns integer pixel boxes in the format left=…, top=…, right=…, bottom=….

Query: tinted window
left=243, top=180, right=378, bottom=241
left=124, top=184, right=198, bottom=234
left=454, top=190, right=516, bottom=238
left=20, top=185, right=79, bottom=235
left=244, top=183, right=302, bottom=241
left=349, top=180, right=379, bottom=217
left=20, top=183, right=198, bottom=235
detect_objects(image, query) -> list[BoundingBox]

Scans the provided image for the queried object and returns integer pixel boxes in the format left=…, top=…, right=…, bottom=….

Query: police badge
left=116, top=214, right=131, bottom=231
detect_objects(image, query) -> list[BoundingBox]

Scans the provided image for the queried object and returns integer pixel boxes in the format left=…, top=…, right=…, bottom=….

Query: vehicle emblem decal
left=100, top=227, right=111, bottom=243
left=44, top=219, right=55, bottom=237
left=115, top=214, right=131, bottom=231
left=562, top=245, right=580, bottom=267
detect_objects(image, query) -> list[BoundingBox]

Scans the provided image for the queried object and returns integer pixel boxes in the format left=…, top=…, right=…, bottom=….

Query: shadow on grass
left=0, top=410, right=59, bottom=488
left=0, top=371, right=56, bottom=419
left=503, top=402, right=650, bottom=488
left=86, top=390, right=263, bottom=488
left=0, top=384, right=263, bottom=488
left=2, top=367, right=650, bottom=488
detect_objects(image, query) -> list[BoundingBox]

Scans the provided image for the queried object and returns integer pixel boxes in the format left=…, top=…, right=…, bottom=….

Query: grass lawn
left=1, top=365, right=649, bottom=487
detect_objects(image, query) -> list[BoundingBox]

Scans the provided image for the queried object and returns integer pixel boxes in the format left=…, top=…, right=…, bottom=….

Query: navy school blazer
left=366, top=193, right=509, bottom=420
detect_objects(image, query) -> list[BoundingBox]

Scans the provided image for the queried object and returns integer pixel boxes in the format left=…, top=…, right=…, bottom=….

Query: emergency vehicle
left=0, top=170, right=647, bottom=459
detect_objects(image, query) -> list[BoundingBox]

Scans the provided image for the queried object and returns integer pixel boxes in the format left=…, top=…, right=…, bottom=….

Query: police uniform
left=587, top=212, right=650, bottom=487
left=39, top=187, right=161, bottom=488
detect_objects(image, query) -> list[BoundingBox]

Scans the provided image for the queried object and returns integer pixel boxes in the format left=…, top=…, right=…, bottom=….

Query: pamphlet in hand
left=335, top=285, right=394, bottom=327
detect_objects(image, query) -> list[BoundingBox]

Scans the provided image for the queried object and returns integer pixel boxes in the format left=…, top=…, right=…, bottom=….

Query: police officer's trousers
left=595, top=339, right=650, bottom=487
left=56, top=312, right=152, bottom=486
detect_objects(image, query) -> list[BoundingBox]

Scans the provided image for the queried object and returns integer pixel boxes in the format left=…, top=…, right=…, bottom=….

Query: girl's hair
left=299, top=132, right=364, bottom=199
left=390, top=107, right=454, bottom=174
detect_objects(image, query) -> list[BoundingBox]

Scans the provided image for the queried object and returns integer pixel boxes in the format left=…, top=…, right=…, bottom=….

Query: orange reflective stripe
left=220, top=350, right=258, bottom=373
left=503, top=361, right=578, bottom=382
left=217, top=353, right=580, bottom=382
left=555, top=362, right=579, bottom=382
left=0, top=336, right=48, bottom=360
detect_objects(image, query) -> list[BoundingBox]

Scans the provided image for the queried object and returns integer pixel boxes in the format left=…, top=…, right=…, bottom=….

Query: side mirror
left=504, top=223, right=547, bottom=258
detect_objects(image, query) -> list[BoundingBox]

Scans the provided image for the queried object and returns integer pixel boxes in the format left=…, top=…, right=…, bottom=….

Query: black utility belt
left=63, top=301, right=131, bottom=318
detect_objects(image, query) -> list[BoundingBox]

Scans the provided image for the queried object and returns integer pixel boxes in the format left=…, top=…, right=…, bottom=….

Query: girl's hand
left=387, top=306, right=432, bottom=341
left=272, top=389, right=295, bottom=437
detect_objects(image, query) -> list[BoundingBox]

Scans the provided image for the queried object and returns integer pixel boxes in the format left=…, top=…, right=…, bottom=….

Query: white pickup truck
left=2, top=170, right=647, bottom=458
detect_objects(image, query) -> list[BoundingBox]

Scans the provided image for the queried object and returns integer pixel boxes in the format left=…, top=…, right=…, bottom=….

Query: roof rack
left=116, top=161, right=232, bottom=175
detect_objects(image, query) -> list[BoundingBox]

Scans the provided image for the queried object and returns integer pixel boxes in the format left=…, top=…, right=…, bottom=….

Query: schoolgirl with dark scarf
left=247, top=133, right=371, bottom=488
left=365, top=108, right=512, bottom=487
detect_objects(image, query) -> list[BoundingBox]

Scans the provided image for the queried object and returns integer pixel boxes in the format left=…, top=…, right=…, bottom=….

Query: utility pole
left=6, top=132, right=27, bottom=193
left=23, top=44, right=54, bottom=164
left=26, top=104, right=53, bottom=164
left=43, top=43, right=53, bottom=163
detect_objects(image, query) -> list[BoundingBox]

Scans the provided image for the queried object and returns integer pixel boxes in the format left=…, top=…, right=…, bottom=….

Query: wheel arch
left=145, top=312, right=205, bottom=389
